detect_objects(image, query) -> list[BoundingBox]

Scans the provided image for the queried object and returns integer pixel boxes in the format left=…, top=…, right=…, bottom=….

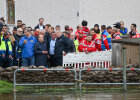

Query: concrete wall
left=15, top=0, right=79, bottom=31
left=81, top=0, right=140, bottom=32
left=0, top=0, right=139, bottom=32
left=15, top=0, right=140, bottom=32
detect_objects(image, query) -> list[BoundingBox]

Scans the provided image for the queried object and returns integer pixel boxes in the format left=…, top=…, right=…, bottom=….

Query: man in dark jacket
left=47, top=32, right=57, bottom=67
left=55, top=31, right=71, bottom=66
left=34, top=35, right=48, bottom=67
left=34, top=18, right=45, bottom=30
left=14, top=27, right=23, bottom=42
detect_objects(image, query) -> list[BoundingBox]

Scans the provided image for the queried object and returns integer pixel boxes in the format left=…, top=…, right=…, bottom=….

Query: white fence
left=63, top=50, right=112, bottom=69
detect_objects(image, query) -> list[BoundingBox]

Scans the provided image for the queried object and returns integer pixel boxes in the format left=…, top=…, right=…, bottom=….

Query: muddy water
left=0, top=92, right=140, bottom=100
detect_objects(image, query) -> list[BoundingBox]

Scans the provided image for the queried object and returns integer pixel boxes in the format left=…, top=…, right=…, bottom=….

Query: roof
left=112, top=38, right=140, bottom=45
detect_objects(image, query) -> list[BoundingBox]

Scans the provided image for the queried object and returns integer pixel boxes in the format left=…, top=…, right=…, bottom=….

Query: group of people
left=0, top=17, right=139, bottom=68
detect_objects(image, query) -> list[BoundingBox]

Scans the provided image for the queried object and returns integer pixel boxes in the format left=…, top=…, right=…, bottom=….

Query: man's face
left=39, top=19, right=44, bottom=25
left=55, top=27, right=60, bottom=31
left=131, top=25, right=135, bottom=31
left=107, top=29, right=112, bottom=34
left=120, top=22, right=124, bottom=28
left=86, top=36, right=92, bottom=42
left=111, top=30, right=115, bottom=36
left=90, top=30, right=95, bottom=35
left=22, top=25, right=26, bottom=29
left=48, top=27, right=52, bottom=33
left=38, top=35, right=44, bottom=42
left=70, top=33, right=75, bottom=40
left=45, top=26, right=49, bottom=31
left=51, top=33, right=56, bottom=40
left=40, top=30, right=46, bottom=36
left=78, top=25, right=83, bottom=31
left=17, top=28, right=23, bottom=35
left=69, top=30, right=73, bottom=33
left=24, top=30, right=30, bottom=36
left=17, top=22, right=22, bottom=27
left=55, top=31, right=61, bottom=38
left=35, top=29, right=40, bottom=35
left=2, top=26, right=7, bottom=32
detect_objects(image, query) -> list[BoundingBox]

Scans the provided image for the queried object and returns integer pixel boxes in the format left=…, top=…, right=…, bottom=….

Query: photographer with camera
left=119, top=21, right=128, bottom=36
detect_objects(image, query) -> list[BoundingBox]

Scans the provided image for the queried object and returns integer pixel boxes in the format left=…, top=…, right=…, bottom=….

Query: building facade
left=0, top=0, right=140, bottom=32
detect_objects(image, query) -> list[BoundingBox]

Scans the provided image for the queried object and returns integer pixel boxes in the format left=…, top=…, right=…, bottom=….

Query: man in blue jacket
left=19, top=28, right=37, bottom=66
left=120, top=21, right=128, bottom=36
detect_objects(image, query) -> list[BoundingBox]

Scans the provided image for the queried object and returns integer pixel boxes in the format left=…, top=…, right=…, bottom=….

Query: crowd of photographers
left=0, top=17, right=139, bottom=68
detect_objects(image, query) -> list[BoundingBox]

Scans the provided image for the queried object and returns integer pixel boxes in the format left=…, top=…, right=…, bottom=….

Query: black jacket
left=34, top=24, right=45, bottom=30
left=14, top=34, right=23, bottom=43
left=34, top=41, right=48, bottom=67
left=54, top=35, right=71, bottom=58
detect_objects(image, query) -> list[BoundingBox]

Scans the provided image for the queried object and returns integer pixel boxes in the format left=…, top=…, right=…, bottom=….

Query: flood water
left=0, top=92, right=140, bottom=100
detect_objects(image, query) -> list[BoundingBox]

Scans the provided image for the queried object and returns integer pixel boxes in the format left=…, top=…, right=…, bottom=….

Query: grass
left=0, top=80, right=140, bottom=94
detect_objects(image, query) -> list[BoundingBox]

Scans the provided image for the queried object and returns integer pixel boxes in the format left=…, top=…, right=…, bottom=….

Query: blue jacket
left=19, top=35, right=37, bottom=58
left=120, top=27, right=128, bottom=35
left=101, top=30, right=112, bottom=51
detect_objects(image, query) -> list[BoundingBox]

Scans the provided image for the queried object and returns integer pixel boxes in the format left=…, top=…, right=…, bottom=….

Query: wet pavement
left=0, top=92, right=140, bottom=100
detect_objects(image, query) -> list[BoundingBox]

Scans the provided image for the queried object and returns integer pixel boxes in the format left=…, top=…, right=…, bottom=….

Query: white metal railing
left=63, top=50, right=112, bottom=69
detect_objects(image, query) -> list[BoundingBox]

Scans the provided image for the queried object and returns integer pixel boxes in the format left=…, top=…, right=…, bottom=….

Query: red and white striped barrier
left=63, top=50, right=112, bottom=69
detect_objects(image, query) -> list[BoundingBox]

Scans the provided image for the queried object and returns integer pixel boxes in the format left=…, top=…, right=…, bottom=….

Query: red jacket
left=132, top=33, right=140, bottom=38
left=78, top=40, right=97, bottom=52
left=77, top=36, right=85, bottom=43
left=82, top=27, right=89, bottom=38
left=75, top=30, right=79, bottom=36
left=92, top=34, right=102, bottom=51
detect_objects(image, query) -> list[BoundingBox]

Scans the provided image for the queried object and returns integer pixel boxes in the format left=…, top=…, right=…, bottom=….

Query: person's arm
left=95, top=39, right=102, bottom=51
left=19, top=37, right=24, bottom=47
left=102, top=35, right=110, bottom=50
left=63, top=38, right=72, bottom=53
left=78, top=43, right=84, bottom=52
left=120, top=28, right=128, bottom=35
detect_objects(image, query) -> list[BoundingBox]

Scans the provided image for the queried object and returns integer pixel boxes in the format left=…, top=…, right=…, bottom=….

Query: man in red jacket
left=78, top=33, right=97, bottom=53
left=77, top=31, right=85, bottom=43
left=75, top=25, right=83, bottom=36
left=82, top=20, right=89, bottom=38
left=89, top=28, right=102, bottom=51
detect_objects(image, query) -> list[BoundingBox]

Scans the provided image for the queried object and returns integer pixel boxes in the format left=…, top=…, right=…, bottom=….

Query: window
left=7, top=0, right=15, bottom=24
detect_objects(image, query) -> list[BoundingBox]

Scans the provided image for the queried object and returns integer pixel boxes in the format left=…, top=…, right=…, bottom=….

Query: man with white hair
left=54, top=31, right=71, bottom=66
left=111, top=27, right=121, bottom=39
left=14, top=27, right=23, bottom=42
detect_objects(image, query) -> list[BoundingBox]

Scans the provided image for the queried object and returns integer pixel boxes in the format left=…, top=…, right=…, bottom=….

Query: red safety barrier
left=109, top=68, right=112, bottom=71
left=131, top=68, right=135, bottom=71
left=65, top=69, right=69, bottom=71
left=87, top=68, right=91, bottom=71
left=21, top=69, right=25, bottom=71
left=43, top=68, right=47, bottom=71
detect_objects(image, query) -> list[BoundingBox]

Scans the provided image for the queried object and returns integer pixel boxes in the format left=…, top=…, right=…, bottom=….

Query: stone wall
left=0, top=66, right=140, bottom=84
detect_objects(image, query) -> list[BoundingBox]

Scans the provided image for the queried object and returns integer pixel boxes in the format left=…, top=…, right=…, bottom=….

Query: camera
left=113, top=22, right=121, bottom=29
